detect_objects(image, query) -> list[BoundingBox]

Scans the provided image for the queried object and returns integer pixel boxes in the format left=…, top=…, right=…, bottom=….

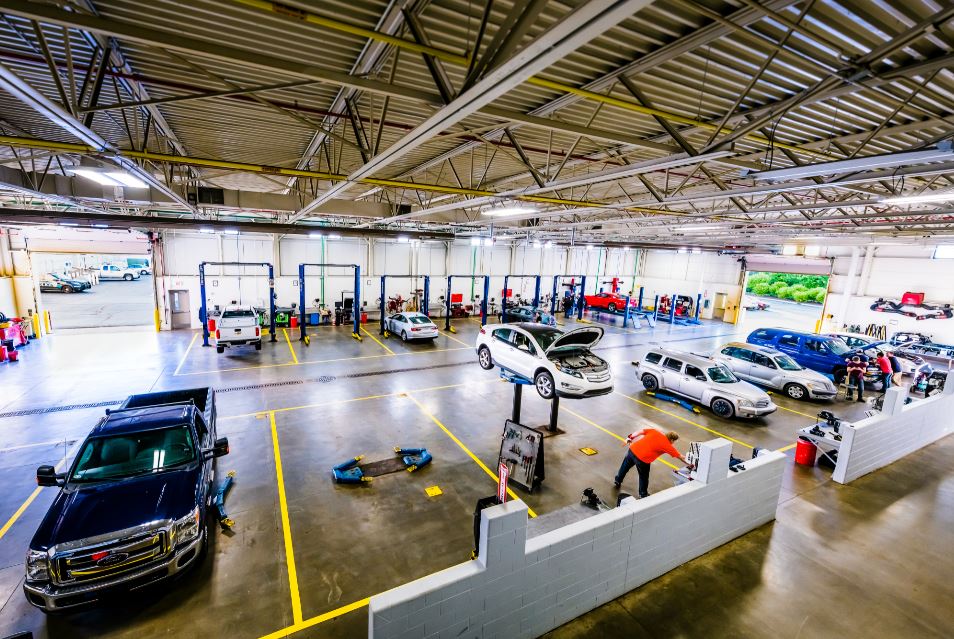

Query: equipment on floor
left=501, top=275, right=542, bottom=324
left=445, top=275, right=490, bottom=332
left=550, top=275, right=587, bottom=320
left=298, top=263, right=362, bottom=342
left=870, top=297, right=953, bottom=320
left=580, top=487, right=612, bottom=511
left=645, top=390, right=701, bottom=414
left=331, top=447, right=433, bottom=484
left=380, top=275, right=431, bottom=335
left=215, top=471, right=236, bottom=529
left=656, top=293, right=702, bottom=325
left=471, top=495, right=501, bottom=559
left=199, top=261, right=277, bottom=347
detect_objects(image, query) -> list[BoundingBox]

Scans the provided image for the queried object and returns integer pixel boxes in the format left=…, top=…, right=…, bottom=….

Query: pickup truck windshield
left=71, top=426, right=196, bottom=482
left=222, top=309, right=255, bottom=318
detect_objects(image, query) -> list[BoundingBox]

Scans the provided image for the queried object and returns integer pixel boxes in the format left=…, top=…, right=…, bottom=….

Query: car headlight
left=26, top=549, right=49, bottom=583
left=174, top=506, right=201, bottom=545
left=738, top=399, right=754, bottom=408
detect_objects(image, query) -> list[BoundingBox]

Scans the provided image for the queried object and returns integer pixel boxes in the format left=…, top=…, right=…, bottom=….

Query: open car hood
left=545, top=327, right=604, bottom=355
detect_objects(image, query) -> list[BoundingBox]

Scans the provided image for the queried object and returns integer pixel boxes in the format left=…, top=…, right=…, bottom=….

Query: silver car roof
left=645, top=347, right=724, bottom=368
left=721, top=341, right=787, bottom=357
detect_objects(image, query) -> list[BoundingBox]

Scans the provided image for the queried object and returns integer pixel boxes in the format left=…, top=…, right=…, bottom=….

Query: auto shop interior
left=0, top=1, right=952, bottom=638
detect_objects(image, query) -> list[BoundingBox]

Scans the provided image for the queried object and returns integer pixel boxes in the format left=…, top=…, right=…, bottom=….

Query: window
left=707, top=365, right=738, bottom=383
left=493, top=328, right=513, bottom=344
left=778, top=334, right=799, bottom=347
left=685, top=365, right=705, bottom=379
left=645, top=352, right=662, bottom=364
left=521, top=325, right=563, bottom=351
left=393, top=314, right=405, bottom=322
left=933, top=245, right=954, bottom=259
left=735, top=348, right=756, bottom=362
left=409, top=316, right=432, bottom=325
left=663, top=357, right=684, bottom=371
left=512, top=332, right=536, bottom=355
left=223, top=309, right=255, bottom=318
left=752, top=329, right=771, bottom=339
left=753, top=354, right=775, bottom=368
left=826, top=339, right=851, bottom=356
left=720, top=346, right=738, bottom=357
left=71, top=426, right=196, bottom=482
left=775, top=355, right=802, bottom=371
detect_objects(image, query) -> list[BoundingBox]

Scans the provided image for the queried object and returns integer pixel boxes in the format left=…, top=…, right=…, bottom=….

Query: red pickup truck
left=583, top=292, right=631, bottom=313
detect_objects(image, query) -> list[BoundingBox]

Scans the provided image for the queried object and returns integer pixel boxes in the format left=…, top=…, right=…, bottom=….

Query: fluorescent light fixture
left=483, top=237, right=494, bottom=247
left=533, top=241, right=542, bottom=249
left=309, top=232, right=323, bottom=238
left=882, top=191, right=954, bottom=206
left=470, top=237, right=481, bottom=246
left=782, top=244, right=798, bottom=256
left=674, top=225, right=714, bottom=233
left=59, top=222, right=79, bottom=227
left=749, top=145, right=954, bottom=182
left=105, top=172, right=147, bottom=188
left=199, top=227, right=214, bottom=234
left=677, top=248, right=687, bottom=254
left=482, top=206, right=537, bottom=217
left=223, top=229, right=239, bottom=235
left=92, top=224, right=109, bottom=228
left=545, top=241, right=554, bottom=249
left=623, top=247, right=631, bottom=251
left=804, top=245, right=821, bottom=257
left=691, top=248, right=702, bottom=254
left=328, top=233, right=342, bottom=240
left=71, top=168, right=123, bottom=186
left=397, top=235, right=409, bottom=243
left=586, top=244, right=594, bottom=251
left=933, top=245, right=954, bottom=259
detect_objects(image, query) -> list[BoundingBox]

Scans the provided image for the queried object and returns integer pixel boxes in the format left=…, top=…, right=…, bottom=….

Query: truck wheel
left=535, top=371, right=555, bottom=399
left=477, top=346, right=493, bottom=370
left=123, top=273, right=133, bottom=281
left=641, top=374, right=658, bottom=391
left=608, top=303, right=617, bottom=312
left=216, top=345, right=224, bottom=354
left=711, top=398, right=735, bottom=419
left=784, top=383, right=807, bottom=400
left=255, top=341, right=262, bottom=351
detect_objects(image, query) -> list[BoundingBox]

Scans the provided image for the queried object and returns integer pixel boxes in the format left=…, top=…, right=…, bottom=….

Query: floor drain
left=318, top=375, right=336, bottom=383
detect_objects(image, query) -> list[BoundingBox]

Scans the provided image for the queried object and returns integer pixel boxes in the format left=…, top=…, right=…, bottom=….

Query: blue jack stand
left=646, top=391, right=701, bottom=414
left=396, top=447, right=433, bottom=472
left=332, top=456, right=371, bottom=483
left=214, top=470, right=236, bottom=529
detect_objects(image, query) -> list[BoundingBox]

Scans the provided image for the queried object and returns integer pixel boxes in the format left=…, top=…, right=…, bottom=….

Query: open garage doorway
left=738, top=256, right=831, bottom=335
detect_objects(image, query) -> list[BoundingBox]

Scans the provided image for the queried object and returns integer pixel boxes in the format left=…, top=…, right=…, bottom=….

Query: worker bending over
left=614, top=428, right=689, bottom=498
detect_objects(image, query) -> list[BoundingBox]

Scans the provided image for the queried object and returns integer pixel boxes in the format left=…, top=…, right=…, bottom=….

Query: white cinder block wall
left=369, top=440, right=786, bottom=639
left=833, top=382, right=954, bottom=484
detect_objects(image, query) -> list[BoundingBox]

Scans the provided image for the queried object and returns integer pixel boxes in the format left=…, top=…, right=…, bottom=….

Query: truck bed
left=120, top=388, right=215, bottom=425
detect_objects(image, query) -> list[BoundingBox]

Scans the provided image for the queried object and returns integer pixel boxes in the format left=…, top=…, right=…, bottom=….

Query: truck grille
left=54, top=530, right=169, bottom=585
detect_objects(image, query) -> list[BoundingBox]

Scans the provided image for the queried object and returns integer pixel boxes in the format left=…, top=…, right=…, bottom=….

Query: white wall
left=638, top=250, right=743, bottom=320
left=0, top=277, right=15, bottom=316
left=369, top=440, right=786, bottom=639
left=833, top=383, right=954, bottom=484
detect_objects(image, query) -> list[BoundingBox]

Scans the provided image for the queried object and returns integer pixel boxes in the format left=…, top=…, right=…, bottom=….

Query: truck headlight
left=174, top=507, right=201, bottom=545
left=738, top=399, right=753, bottom=408
left=25, top=549, right=49, bottom=583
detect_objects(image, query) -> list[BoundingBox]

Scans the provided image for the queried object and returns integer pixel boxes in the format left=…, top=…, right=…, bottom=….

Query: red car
left=584, top=292, right=632, bottom=313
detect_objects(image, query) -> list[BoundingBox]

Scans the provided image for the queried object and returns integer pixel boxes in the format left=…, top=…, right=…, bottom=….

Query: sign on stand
left=497, top=462, right=509, bottom=503
left=497, top=419, right=544, bottom=492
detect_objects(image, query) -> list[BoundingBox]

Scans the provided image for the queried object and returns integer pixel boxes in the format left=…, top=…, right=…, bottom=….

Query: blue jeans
left=881, top=372, right=892, bottom=390
left=615, top=450, right=651, bottom=497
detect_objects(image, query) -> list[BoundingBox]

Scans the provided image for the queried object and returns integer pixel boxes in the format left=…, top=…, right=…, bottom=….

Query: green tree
left=776, top=286, right=795, bottom=300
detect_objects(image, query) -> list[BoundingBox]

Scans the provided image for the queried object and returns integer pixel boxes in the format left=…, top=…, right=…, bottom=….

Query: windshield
left=775, top=355, right=803, bottom=371
left=827, top=339, right=852, bottom=356
left=71, top=425, right=195, bottom=482
left=409, top=316, right=432, bottom=325
left=522, top=326, right=563, bottom=351
left=223, top=309, right=255, bottom=318
left=707, top=365, right=738, bottom=383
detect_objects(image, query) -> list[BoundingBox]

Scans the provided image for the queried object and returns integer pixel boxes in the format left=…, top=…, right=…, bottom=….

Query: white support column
left=835, top=246, right=861, bottom=328
left=857, top=245, right=875, bottom=297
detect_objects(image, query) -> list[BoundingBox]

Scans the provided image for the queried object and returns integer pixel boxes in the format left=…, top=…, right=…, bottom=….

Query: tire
left=641, top=374, right=658, bottom=391
left=216, top=345, right=224, bottom=354
left=784, top=383, right=807, bottom=400
left=535, top=370, right=555, bottom=400
left=255, top=341, right=262, bottom=351
left=833, top=368, right=847, bottom=384
left=711, top=398, right=735, bottom=419
left=607, top=303, right=617, bottom=313
left=62, top=285, right=74, bottom=293
left=401, top=330, right=408, bottom=342
left=141, top=269, right=148, bottom=275
left=123, top=273, right=133, bottom=281
left=477, top=346, right=493, bottom=370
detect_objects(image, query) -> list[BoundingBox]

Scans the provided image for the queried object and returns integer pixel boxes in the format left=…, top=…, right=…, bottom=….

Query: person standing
left=846, top=356, right=866, bottom=402
left=876, top=351, right=893, bottom=390
left=614, top=428, right=689, bottom=498
left=888, top=352, right=903, bottom=386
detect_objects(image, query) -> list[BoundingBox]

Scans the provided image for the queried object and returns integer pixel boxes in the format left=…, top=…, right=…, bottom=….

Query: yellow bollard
left=43, top=310, right=51, bottom=334
left=154, top=308, right=161, bottom=332
left=31, top=313, right=40, bottom=338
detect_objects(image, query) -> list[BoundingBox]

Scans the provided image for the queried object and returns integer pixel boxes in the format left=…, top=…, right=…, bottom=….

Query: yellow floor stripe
left=616, top=391, right=755, bottom=449
left=775, top=404, right=818, bottom=420
left=563, top=408, right=678, bottom=470
left=257, top=597, right=371, bottom=639
left=270, top=412, right=303, bottom=624
left=282, top=328, right=299, bottom=364
left=172, top=331, right=199, bottom=376
left=439, top=329, right=470, bottom=347
left=361, top=326, right=395, bottom=355
left=0, top=443, right=78, bottom=542
left=405, top=393, right=537, bottom=518
left=777, top=443, right=797, bottom=453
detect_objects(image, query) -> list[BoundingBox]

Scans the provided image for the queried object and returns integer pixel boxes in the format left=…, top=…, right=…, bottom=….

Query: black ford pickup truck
left=23, top=388, right=228, bottom=612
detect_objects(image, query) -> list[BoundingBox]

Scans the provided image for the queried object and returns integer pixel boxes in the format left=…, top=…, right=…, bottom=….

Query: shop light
left=804, top=245, right=821, bottom=257
left=533, top=241, right=542, bottom=249
left=623, top=247, right=631, bottom=251
left=470, top=237, right=481, bottom=246
left=309, top=232, right=323, bottom=238
left=328, top=233, right=342, bottom=240
left=397, top=235, right=410, bottom=243
left=782, top=244, right=798, bottom=255
left=92, top=224, right=109, bottom=228
left=223, top=229, right=239, bottom=235
left=71, top=168, right=123, bottom=187
left=482, top=206, right=536, bottom=217
left=882, top=191, right=954, bottom=206
left=586, top=244, right=594, bottom=251
left=677, top=248, right=688, bottom=254
left=749, top=145, right=954, bottom=182
left=105, top=172, right=147, bottom=188
left=545, top=241, right=554, bottom=249
left=691, top=248, right=702, bottom=254
left=59, top=222, right=79, bottom=227
left=199, top=227, right=214, bottom=234
left=483, top=237, right=494, bottom=246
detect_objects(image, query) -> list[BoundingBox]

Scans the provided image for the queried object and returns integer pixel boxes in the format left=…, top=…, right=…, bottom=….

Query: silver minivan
left=713, top=342, right=837, bottom=400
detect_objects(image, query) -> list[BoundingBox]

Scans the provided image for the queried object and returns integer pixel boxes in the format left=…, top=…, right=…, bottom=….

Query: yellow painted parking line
left=777, top=443, right=797, bottom=453
left=563, top=407, right=678, bottom=470
left=172, top=331, right=199, bottom=376
left=361, top=326, right=395, bottom=355
left=405, top=393, right=537, bottom=518
left=616, top=391, right=755, bottom=449
left=0, top=442, right=79, bottom=542
left=269, top=411, right=303, bottom=624
left=282, top=328, right=299, bottom=364
left=439, top=329, right=470, bottom=347
left=257, top=596, right=371, bottom=639
left=775, top=404, right=818, bottom=420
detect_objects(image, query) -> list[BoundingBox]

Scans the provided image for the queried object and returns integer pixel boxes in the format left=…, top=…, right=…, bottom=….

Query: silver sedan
left=384, top=311, right=439, bottom=341
left=713, top=342, right=837, bottom=400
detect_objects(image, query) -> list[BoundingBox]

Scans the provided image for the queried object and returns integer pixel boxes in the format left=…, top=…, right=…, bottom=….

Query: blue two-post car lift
left=501, top=275, right=542, bottom=324
left=380, top=275, right=431, bottom=335
left=199, top=261, right=277, bottom=347
left=444, top=275, right=490, bottom=333
left=297, top=263, right=361, bottom=342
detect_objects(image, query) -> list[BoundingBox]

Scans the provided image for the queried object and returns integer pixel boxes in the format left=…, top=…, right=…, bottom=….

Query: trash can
left=361, top=312, right=368, bottom=324
left=794, top=436, right=817, bottom=466
left=7, top=349, right=18, bottom=362
left=290, top=316, right=298, bottom=329
left=207, top=318, right=217, bottom=333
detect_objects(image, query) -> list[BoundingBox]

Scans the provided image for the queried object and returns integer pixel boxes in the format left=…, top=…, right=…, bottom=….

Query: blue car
left=747, top=328, right=854, bottom=382
left=501, top=305, right=557, bottom=326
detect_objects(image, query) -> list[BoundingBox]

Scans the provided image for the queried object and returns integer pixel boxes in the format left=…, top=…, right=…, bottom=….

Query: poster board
left=498, top=419, right=544, bottom=492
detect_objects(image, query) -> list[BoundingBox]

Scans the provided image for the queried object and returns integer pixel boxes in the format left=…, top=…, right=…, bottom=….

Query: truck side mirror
left=36, top=465, right=64, bottom=487
left=211, top=437, right=229, bottom=458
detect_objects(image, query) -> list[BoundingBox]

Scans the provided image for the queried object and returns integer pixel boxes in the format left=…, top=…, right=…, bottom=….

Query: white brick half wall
left=833, top=382, right=954, bottom=484
left=369, top=440, right=786, bottom=639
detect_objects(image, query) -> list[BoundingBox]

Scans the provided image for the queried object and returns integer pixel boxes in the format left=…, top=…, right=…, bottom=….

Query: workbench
left=797, top=423, right=844, bottom=468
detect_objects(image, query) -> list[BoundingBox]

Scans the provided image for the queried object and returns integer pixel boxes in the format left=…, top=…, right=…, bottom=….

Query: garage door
left=741, top=255, right=832, bottom=275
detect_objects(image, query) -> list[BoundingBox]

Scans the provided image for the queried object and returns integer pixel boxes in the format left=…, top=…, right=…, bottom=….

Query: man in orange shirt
left=614, top=427, right=688, bottom=498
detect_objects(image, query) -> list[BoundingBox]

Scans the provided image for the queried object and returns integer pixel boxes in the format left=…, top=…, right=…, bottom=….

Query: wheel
left=535, top=371, right=556, bottom=399
left=255, top=341, right=262, bottom=351
left=477, top=346, right=493, bottom=370
left=607, top=303, right=617, bottom=312
left=784, top=383, right=807, bottom=400
left=141, top=269, right=148, bottom=275
left=711, top=398, right=735, bottom=419
left=833, top=368, right=847, bottom=385
left=123, top=273, right=133, bottom=281
left=641, top=374, right=658, bottom=391
left=62, top=285, right=74, bottom=293
left=401, top=330, right=408, bottom=342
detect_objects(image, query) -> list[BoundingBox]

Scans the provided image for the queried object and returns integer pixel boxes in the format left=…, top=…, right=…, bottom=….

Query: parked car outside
left=475, top=323, right=612, bottom=399
left=747, top=328, right=853, bottom=382
left=213, top=304, right=262, bottom=353
left=583, top=291, right=632, bottom=313
left=384, top=311, right=439, bottom=341
left=98, top=264, right=141, bottom=281
left=39, top=273, right=90, bottom=294
left=501, top=305, right=557, bottom=326
left=713, top=342, right=837, bottom=400
left=634, top=348, right=776, bottom=418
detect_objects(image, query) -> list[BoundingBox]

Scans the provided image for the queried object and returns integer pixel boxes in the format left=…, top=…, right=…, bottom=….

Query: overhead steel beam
left=290, top=0, right=657, bottom=221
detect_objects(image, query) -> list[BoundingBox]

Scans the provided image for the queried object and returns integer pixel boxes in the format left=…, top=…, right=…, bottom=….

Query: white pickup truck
left=99, top=264, right=141, bottom=281
left=214, top=304, right=262, bottom=353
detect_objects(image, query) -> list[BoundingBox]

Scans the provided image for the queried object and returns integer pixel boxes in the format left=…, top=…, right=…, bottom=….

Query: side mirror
left=37, top=465, right=64, bottom=487
left=695, top=375, right=707, bottom=381
left=212, top=437, right=229, bottom=458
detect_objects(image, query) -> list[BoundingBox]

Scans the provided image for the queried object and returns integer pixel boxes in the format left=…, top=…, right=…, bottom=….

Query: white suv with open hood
left=634, top=347, right=776, bottom=419
left=475, top=323, right=612, bottom=399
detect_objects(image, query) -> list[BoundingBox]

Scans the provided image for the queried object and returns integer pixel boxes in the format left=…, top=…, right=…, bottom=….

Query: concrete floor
left=0, top=312, right=950, bottom=639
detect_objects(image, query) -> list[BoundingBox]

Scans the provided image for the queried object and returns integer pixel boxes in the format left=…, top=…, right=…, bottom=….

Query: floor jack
left=332, top=448, right=433, bottom=483
left=215, top=471, right=236, bottom=529
left=645, top=391, right=701, bottom=414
